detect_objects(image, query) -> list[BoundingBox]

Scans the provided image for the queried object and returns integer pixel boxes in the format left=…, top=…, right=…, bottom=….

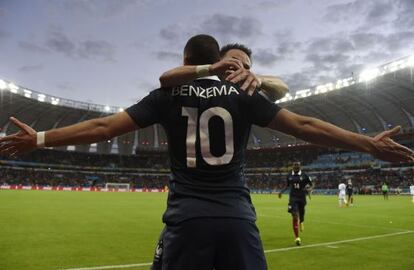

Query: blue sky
left=0, top=0, right=413, bottom=106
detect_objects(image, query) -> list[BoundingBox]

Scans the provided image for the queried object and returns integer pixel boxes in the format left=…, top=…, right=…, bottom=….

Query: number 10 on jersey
left=182, top=107, right=234, bottom=167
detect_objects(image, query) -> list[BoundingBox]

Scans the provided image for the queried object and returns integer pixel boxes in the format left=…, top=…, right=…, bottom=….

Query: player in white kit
left=338, top=182, right=347, bottom=207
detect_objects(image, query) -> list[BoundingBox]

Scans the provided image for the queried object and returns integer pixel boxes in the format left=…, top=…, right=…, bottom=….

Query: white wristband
left=36, top=131, right=45, bottom=148
left=195, top=65, right=211, bottom=77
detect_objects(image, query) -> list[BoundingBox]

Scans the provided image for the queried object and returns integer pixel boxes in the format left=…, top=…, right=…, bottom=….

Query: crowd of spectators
left=1, top=147, right=324, bottom=170
left=5, top=149, right=170, bottom=169
left=244, top=167, right=414, bottom=193
left=0, top=167, right=169, bottom=189
left=1, top=147, right=413, bottom=192
left=1, top=165, right=412, bottom=192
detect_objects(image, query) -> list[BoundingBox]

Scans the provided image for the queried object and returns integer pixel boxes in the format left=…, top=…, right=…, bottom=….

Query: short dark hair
left=220, top=43, right=252, bottom=59
left=183, top=34, right=220, bottom=65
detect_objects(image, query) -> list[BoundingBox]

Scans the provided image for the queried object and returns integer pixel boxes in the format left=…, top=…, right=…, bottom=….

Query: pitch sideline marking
left=61, top=230, right=413, bottom=270
left=60, top=262, right=152, bottom=270
left=258, top=214, right=409, bottom=232
left=264, top=230, right=412, bottom=253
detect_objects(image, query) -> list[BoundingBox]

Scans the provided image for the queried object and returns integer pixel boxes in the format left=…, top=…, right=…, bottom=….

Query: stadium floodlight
left=0, top=79, right=7, bottom=90
left=316, top=82, right=335, bottom=94
left=37, top=94, right=46, bottom=102
left=294, top=89, right=311, bottom=99
left=327, top=83, right=334, bottom=91
left=23, top=89, right=32, bottom=98
left=279, top=96, right=288, bottom=103
left=335, top=80, right=343, bottom=89
left=8, top=83, right=19, bottom=93
left=278, top=93, right=293, bottom=102
left=408, top=55, right=414, bottom=67
left=316, top=85, right=324, bottom=94
left=104, top=105, right=111, bottom=112
left=359, top=68, right=380, bottom=82
left=280, top=93, right=293, bottom=102
left=386, top=60, right=406, bottom=72
left=51, top=97, right=60, bottom=105
left=335, top=78, right=353, bottom=89
left=275, top=92, right=287, bottom=103
left=343, top=79, right=350, bottom=87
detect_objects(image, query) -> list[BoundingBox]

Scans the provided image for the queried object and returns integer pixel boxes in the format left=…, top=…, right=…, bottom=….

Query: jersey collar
left=292, top=170, right=302, bottom=175
left=196, top=75, right=221, bottom=81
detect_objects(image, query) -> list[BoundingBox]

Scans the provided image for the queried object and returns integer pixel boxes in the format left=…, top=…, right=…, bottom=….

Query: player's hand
left=225, top=69, right=262, bottom=95
left=370, top=126, right=414, bottom=162
left=0, top=117, right=37, bottom=157
left=209, top=58, right=243, bottom=78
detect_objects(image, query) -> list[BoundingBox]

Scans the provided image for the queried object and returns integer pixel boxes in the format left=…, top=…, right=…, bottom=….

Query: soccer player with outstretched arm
left=152, top=42, right=289, bottom=270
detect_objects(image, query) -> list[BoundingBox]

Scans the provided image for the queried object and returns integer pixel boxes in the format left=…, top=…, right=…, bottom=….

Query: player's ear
left=183, top=52, right=189, bottom=65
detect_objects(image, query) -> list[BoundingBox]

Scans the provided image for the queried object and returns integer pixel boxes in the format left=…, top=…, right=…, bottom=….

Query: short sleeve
left=125, top=89, right=166, bottom=128
left=247, top=91, right=281, bottom=127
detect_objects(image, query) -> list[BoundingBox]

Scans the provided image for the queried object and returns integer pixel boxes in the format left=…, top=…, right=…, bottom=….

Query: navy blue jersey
left=126, top=77, right=281, bottom=224
left=286, top=171, right=312, bottom=202
left=346, top=184, right=353, bottom=194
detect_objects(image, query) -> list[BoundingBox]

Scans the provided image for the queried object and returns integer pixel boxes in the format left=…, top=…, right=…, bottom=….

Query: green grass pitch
left=0, top=190, right=413, bottom=270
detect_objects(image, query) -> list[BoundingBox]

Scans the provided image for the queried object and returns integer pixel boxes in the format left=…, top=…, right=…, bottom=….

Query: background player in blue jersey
left=346, top=179, right=354, bottom=206
left=278, top=161, right=313, bottom=245
left=1, top=34, right=413, bottom=270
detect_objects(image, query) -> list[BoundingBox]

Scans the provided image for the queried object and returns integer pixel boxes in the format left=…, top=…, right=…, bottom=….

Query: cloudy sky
left=0, top=0, right=413, bottom=107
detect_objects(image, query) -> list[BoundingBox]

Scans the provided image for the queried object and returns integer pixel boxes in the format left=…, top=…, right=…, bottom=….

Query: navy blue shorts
left=288, top=200, right=305, bottom=215
left=151, top=227, right=165, bottom=270
left=159, top=218, right=267, bottom=270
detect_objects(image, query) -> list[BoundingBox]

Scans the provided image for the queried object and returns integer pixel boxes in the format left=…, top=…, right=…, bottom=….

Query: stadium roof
left=1, top=55, right=414, bottom=154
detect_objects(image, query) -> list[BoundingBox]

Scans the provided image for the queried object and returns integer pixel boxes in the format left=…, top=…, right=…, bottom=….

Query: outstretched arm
left=268, top=109, right=414, bottom=163
left=0, top=112, right=138, bottom=156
